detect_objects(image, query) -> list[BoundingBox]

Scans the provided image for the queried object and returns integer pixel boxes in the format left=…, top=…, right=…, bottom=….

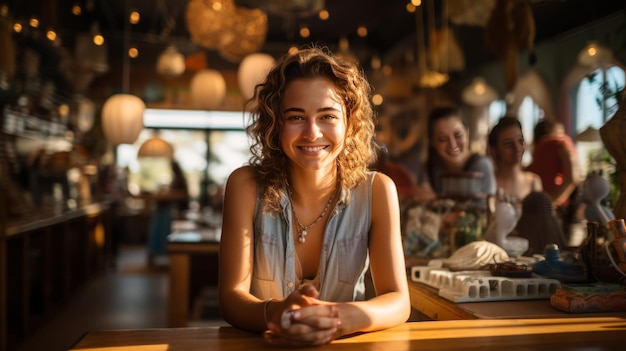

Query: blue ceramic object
left=533, top=244, right=587, bottom=283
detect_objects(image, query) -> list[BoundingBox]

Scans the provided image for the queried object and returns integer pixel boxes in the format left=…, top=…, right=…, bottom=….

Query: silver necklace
left=290, top=185, right=338, bottom=243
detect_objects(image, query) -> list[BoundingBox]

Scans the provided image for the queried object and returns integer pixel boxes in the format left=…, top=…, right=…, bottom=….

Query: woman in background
left=423, top=106, right=496, bottom=198
left=488, top=116, right=542, bottom=205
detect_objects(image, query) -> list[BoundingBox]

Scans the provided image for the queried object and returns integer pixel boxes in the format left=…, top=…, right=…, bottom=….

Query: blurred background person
left=527, top=119, right=579, bottom=237
left=488, top=116, right=542, bottom=212
left=423, top=106, right=496, bottom=197
left=146, top=160, right=189, bottom=267
left=369, top=143, right=418, bottom=200
left=528, top=119, right=579, bottom=208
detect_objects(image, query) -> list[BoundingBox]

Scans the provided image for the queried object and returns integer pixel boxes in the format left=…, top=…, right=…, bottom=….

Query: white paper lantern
left=462, top=77, right=498, bottom=107
left=237, top=53, right=275, bottom=100
left=138, top=136, right=174, bottom=159
left=190, top=69, right=226, bottom=110
left=101, top=94, right=145, bottom=145
left=156, top=45, right=186, bottom=78
left=72, top=96, right=96, bottom=132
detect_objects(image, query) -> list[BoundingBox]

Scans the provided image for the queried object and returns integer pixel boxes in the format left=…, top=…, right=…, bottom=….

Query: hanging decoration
left=237, top=53, right=275, bottom=100
left=185, top=0, right=237, bottom=50
left=462, top=77, right=498, bottom=107
left=71, top=95, right=96, bottom=133
left=185, top=0, right=268, bottom=62
left=156, top=45, right=186, bottom=78
left=578, top=41, right=613, bottom=68
left=485, top=0, right=535, bottom=92
left=0, top=8, right=16, bottom=82
left=190, top=69, right=226, bottom=110
left=427, top=27, right=465, bottom=74
left=448, top=0, right=496, bottom=27
left=415, top=0, right=448, bottom=88
left=218, top=6, right=268, bottom=63
left=101, top=94, right=145, bottom=146
left=509, top=69, right=553, bottom=117
left=138, top=135, right=174, bottom=159
left=101, top=3, right=144, bottom=146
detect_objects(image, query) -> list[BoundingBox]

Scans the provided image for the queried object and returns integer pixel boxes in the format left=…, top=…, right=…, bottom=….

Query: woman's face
left=431, top=116, right=469, bottom=168
left=494, top=125, right=525, bottom=166
left=280, top=78, right=346, bottom=172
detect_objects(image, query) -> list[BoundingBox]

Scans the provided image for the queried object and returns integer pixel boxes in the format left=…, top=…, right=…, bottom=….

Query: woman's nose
left=303, top=120, right=322, bottom=140
left=448, top=138, right=458, bottom=149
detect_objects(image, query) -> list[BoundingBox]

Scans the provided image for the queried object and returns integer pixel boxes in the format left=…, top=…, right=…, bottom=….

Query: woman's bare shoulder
left=226, top=166, right=257, bottom=190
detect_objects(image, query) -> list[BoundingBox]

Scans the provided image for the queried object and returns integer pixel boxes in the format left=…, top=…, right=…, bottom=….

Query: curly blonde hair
left=245, top=46, right=376, bottom=212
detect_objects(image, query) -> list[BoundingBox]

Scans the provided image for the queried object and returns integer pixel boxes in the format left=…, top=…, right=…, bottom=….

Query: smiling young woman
left=217, top=46, right=410, bottom=347
left=423, top=106, right=496, bottom=198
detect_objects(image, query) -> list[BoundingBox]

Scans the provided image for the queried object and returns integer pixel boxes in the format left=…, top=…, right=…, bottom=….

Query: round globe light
left=101, top=94, right=145, bottom=145
left=237, top=53, right=275, bottom=100
left=156, top=45, right=186, bottom=78
left=190, top=69, right=226, bottom=110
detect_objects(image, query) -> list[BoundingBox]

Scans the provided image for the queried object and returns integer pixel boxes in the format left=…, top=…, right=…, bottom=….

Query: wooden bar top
left=408, top=280, right=626, bottom=320
left=5, top=201, right=110, bottom=237
left=70, top=318, right=626, bottom=350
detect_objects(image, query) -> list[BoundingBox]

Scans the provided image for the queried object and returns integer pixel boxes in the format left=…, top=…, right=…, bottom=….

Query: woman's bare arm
left=217, top=166, right=268, bottom=332
left=333, top=172, right=411, bottom=335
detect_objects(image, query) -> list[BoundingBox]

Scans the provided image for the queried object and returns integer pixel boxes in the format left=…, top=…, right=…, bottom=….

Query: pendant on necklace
left=299, top=230, right=307, bottom=243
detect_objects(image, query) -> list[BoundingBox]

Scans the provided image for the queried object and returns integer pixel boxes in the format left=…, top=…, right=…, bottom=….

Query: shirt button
left=323, top=245, right=328, bottom=251
left=287, top=282, right=294, bottom=288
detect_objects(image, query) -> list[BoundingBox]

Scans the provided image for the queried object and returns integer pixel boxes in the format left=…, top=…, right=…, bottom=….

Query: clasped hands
left=265, top=284, right=342, bottom=346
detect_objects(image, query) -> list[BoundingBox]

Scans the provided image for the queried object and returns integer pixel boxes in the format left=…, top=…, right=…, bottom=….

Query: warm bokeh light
left=319, top=9, right=329, bottom=20
left=288, top=46, right=299, bottom=55
left=372, top=94, right=383, bottom=106
left=129, top=10, right=140, bottom=24
left=29, top=17, right=39, bottom=28
left=58, top=104, right=70, bottom=117
left=587, top=46, right=597, bottom=57
left=46, top=30, right=57, bottom=41
left=382, top=65, right=392, bottom=76
left=13, top=22, right=22, bottom=33
left=128, top=46, right=139, bottom=58
left=1, top=4, right=8, bottom=16
left=299, top=26, right=310, bottom=38
left=357, top=25, right=367, bottom=37
left=72, top=4, right=82, bottom=15
left=411, top=0, right=422, bottom=6
left=406, top=3, right=416, bottom=12
left=371, top=55, right=381, bottom=70
left=93, top=34, right=105, bottom=46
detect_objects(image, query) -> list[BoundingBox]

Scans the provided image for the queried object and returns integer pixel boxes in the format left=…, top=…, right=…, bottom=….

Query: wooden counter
left=409, top=280, right=626, bottom=320
left=1, top=201, right=114, bottom=351
left=70, top=317, right=626, bottom=350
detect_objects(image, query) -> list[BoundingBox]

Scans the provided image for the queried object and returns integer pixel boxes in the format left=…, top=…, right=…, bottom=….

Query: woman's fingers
left=268, top=305, right=341, bottom=346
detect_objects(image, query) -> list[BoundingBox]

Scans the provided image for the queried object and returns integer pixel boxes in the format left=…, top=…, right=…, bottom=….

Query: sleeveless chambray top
left=250, top=172, right=375, bottom=302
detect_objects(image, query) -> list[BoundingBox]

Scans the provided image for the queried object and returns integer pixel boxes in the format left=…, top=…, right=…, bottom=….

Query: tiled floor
left=15, top=245, right=226, bottom=351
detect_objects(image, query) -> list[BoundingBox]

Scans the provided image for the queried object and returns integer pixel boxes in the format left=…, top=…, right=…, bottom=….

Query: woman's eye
left=322, top=114, right=337, bottom=120
left=287, top=115, right=303, bottom=121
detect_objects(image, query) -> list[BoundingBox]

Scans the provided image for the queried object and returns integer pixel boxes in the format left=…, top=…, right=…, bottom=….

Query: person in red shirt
left=527, top=119, right=579, bottom=208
